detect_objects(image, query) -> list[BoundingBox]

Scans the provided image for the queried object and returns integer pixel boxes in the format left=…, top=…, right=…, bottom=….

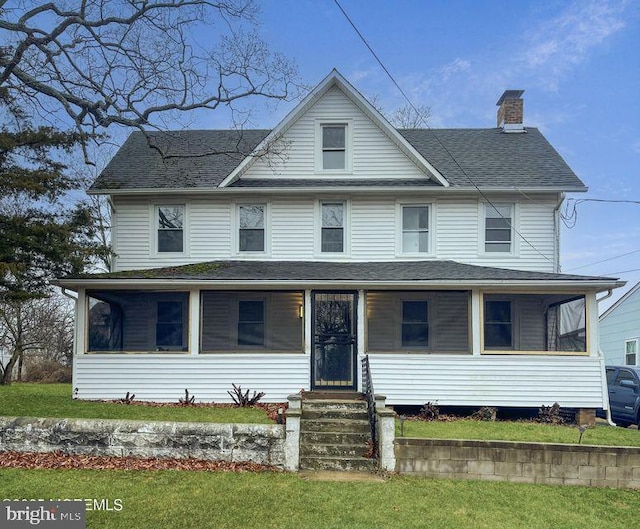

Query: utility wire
left=333, top=0, right=554, bottom=266
left=565, top=248, right=640, bottom=271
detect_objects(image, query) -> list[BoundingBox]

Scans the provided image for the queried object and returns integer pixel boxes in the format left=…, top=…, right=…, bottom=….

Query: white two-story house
left=58, top=70, right=623, bottom=411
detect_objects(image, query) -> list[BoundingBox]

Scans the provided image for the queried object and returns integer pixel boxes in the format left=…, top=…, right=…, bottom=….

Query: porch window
left=367, top=291, right=470, bottom=353
left=238, top=300, right=265, bottom=347
left=321, top=202, right=345, bottom=253
left=201, top=291, right=303, bottom=353
left=238, top=204, right=265, bottom=252
left=401, top=205, right=429, bottom=254
left=156, top=301, right=184, bottom=348
left=401, top=300, right=429, bottom=347
left=482, top=293, right=587, bottom=354
left=626, top=339, right=638, bottom=365
left=157, top=205, right=184, bottom=253
left=484, top=203, right=513, bottom=253
left=86, top=291, right=188, bottom=353
left=484, top=300, right=513, bottom=349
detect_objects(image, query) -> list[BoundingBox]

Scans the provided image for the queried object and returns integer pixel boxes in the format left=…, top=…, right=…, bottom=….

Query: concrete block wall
left=0, top=417, right=285, bottom=468
left=396, top=438, right=640, bottom=489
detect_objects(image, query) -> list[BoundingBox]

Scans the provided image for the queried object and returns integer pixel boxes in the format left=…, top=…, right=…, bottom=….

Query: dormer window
left=316, top=121, right=351, bottom=173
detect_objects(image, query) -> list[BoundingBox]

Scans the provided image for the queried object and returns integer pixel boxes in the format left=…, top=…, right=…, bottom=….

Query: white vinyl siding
left=73, top=354, right=310, bottom=403
left=366, top=354, right=607, bottom=407
left=242, top=86, right=428, bottom=180
left=112, top=195, right=558, bottom=272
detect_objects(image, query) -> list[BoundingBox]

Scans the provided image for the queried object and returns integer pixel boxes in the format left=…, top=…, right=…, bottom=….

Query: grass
left=397, top=418, right=640, bottom=447
left=1, top=468, right=638, bottom=529
left=0, top=384, right=272, bottom=424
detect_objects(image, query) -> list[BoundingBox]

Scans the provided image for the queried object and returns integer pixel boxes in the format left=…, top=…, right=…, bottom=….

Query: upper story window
left=484, top=203, right=513, bottom=253
left=401, top=205, right=430, bottom=254
left=321, top=202, right=345, bottom=253
left=238, top=204, right=265, bottom=253
left=157, top=205, right=184, bottom=253
left=322, top=125, right=346, bottom=170
left=626, top=339, right=638, bottom=365
left=484, top=299, right=512, bottom=349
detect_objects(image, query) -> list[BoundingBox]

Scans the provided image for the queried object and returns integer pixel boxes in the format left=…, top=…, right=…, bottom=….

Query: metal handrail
left=361, top=354, right=378, bottom=459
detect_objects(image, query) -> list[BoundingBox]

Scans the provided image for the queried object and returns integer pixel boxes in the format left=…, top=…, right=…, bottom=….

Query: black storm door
left=312, top=291, right=357, bottom=390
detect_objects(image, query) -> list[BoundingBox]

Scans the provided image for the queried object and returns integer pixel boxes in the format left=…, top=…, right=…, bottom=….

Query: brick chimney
left=496, top=90, right=525, bottom=133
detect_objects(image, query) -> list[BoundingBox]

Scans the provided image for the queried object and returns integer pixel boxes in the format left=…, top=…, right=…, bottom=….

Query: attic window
left=322, top=125, right=346, bottom=170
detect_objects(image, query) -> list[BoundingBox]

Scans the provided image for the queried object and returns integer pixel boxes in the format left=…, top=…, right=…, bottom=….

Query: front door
left=312, top=291, right=357, bottom=390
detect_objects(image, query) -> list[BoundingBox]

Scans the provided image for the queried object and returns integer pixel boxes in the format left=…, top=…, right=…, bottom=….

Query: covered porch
left=58, top=260, right=622, bottom=406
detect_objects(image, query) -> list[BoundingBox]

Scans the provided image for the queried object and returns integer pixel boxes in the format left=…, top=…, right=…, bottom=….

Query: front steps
left=299, top=394, right=377, bottom=472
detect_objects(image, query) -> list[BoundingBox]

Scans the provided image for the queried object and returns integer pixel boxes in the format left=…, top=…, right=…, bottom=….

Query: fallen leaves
left=0, top=451, right=281, bottom=473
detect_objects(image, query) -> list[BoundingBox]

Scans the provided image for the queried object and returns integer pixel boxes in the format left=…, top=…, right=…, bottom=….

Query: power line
left=601, top=267, right=640, bottom=276
left=565, top=248, right=640, bottom=271
left=333, top=0, right=554, bottom=266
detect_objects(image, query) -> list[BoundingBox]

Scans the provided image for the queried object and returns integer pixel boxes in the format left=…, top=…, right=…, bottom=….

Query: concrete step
left=302, top=391, right=364, bottom=401
left=300, top=443, right=369, bottom=458
left=302, top=399, right=367, bottom=411
left=301, top=418, right=371, bottom=434
left=301, top=430, right=370, bottom=446
left=301, top=409, right=369, bottom=420
left=300, top=456, right=378, bottom=472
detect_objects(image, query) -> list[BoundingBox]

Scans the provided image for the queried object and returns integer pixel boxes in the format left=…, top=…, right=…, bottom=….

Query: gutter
left=596, top=290, right=616, bottom=426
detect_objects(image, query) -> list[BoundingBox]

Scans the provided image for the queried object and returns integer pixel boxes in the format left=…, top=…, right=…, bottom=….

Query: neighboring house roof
left=91, top=127, right=585, bottom=193
left=58, top=260, right=620, bottom=289
left=599, top=281, right=640, bottom=321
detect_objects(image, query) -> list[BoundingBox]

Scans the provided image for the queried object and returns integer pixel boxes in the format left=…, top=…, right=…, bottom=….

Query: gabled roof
left=89, top=70, right=587, bottom=194
left=599, top=281, right=640, bottom=321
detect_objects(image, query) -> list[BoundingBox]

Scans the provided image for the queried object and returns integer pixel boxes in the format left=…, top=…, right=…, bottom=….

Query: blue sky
left=237, top=0, right=639, bottom=310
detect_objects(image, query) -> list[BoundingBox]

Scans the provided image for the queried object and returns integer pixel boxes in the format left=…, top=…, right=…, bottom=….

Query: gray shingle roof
left=90, top=127, right=585, bottom=192
left=64, top=260, right=615, bottom=284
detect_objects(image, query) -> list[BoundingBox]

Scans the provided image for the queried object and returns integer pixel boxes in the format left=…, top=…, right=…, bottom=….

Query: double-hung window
left=156, top=301, right=183, bottom=348
left=484, top=203, right=513, bottom=253
left=157, top=205, right=184, bottom=253
left=322, top=125, right=346, bottom=170
left=402, top=205, right=430, bottom=254
left=626, top=339, right=638, bottom=365
left=238, top=204, right=265, bottom=253
left=401, top=300, right=429, bottom=347
left=238, top=300, right=265, bottom=347
left=484, top=299, right=512, bottom=349
left=321, top=202, right=345, bottom=253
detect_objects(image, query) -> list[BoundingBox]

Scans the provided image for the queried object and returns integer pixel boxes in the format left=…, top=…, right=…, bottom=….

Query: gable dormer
left=220, top=70, right=449, bottom=187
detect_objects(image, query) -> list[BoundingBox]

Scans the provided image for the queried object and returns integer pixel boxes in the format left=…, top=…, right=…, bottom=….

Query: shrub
left=537, top=402, right=565, bottom=425
left=227, top=384, right=265, bottom=407
left=419, top=401, right=440, bottom=421
left=472, top=406, right=497, bottom=421
left=23, top=360, right=72, bottom=383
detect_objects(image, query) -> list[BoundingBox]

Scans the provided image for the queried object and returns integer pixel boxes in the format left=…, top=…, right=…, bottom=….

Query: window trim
left=625, top=338, right=639, bottom=366
left=397, top=202, right=434, bottom=257
left=480, top=201, right=517, bottom=256
left=234, top=202, right=270, bottom=256
left=153, top=204, right=187, bottom=256
left=315, top=119, right=353, bottom=174
left=316, top=200, right=349, bottom=256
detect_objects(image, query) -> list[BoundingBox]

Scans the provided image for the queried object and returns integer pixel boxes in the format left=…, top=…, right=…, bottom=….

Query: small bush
left=23, top=361, right=72, bottom=383
left=537, top=402, right=565, bottom=425
left=472, top=406, right=497, bottom=421
left=178, top=389, right=196, bottom=406
left=419, top=401, right=440, bottom=421
left=227, top=384, right=265, bottom=407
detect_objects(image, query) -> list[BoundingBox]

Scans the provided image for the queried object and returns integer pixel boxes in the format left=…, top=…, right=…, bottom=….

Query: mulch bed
left=0, top=451, right=281, bottom=472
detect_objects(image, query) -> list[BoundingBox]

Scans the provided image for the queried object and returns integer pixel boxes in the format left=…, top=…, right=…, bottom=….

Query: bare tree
left=388, top=103, right=431, bottom=129
left=0, top=1, right=299, bottom=156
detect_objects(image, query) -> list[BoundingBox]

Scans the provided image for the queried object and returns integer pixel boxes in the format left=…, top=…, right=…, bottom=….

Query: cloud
left=519, top=0, right=628, bottom=90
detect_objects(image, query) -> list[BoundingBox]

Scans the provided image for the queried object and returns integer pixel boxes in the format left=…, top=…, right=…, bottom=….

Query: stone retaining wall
left=0, top=417, right=285, bottom=468
left=396, top=438, right=640, bottom=489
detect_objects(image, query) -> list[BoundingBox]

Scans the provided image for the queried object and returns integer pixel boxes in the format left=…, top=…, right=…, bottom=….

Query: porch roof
left=57, top=260, right=623, bottom=291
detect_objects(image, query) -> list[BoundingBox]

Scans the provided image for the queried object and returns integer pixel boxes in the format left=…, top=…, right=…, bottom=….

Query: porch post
left=189, top=289, right=200, bottom=355
left=76, top=288, right=87, bottom=356
left=586, top=292, right=599, bottom=357
left=471, top=288, right=482, bottom=355
left=304, top=289, right=312, bottom=355
left=357, top=289, right=365, bottom=392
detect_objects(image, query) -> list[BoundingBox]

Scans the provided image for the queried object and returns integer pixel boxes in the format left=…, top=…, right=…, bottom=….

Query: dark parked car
left=605, top=366, right=640, bottom=427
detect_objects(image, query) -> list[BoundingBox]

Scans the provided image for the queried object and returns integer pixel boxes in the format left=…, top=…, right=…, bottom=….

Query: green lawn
left=1, top=468, right=638, bottom=529
left=0, top=384, right=272, bottom=424
left=398, top=419, right=640, bottom=447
